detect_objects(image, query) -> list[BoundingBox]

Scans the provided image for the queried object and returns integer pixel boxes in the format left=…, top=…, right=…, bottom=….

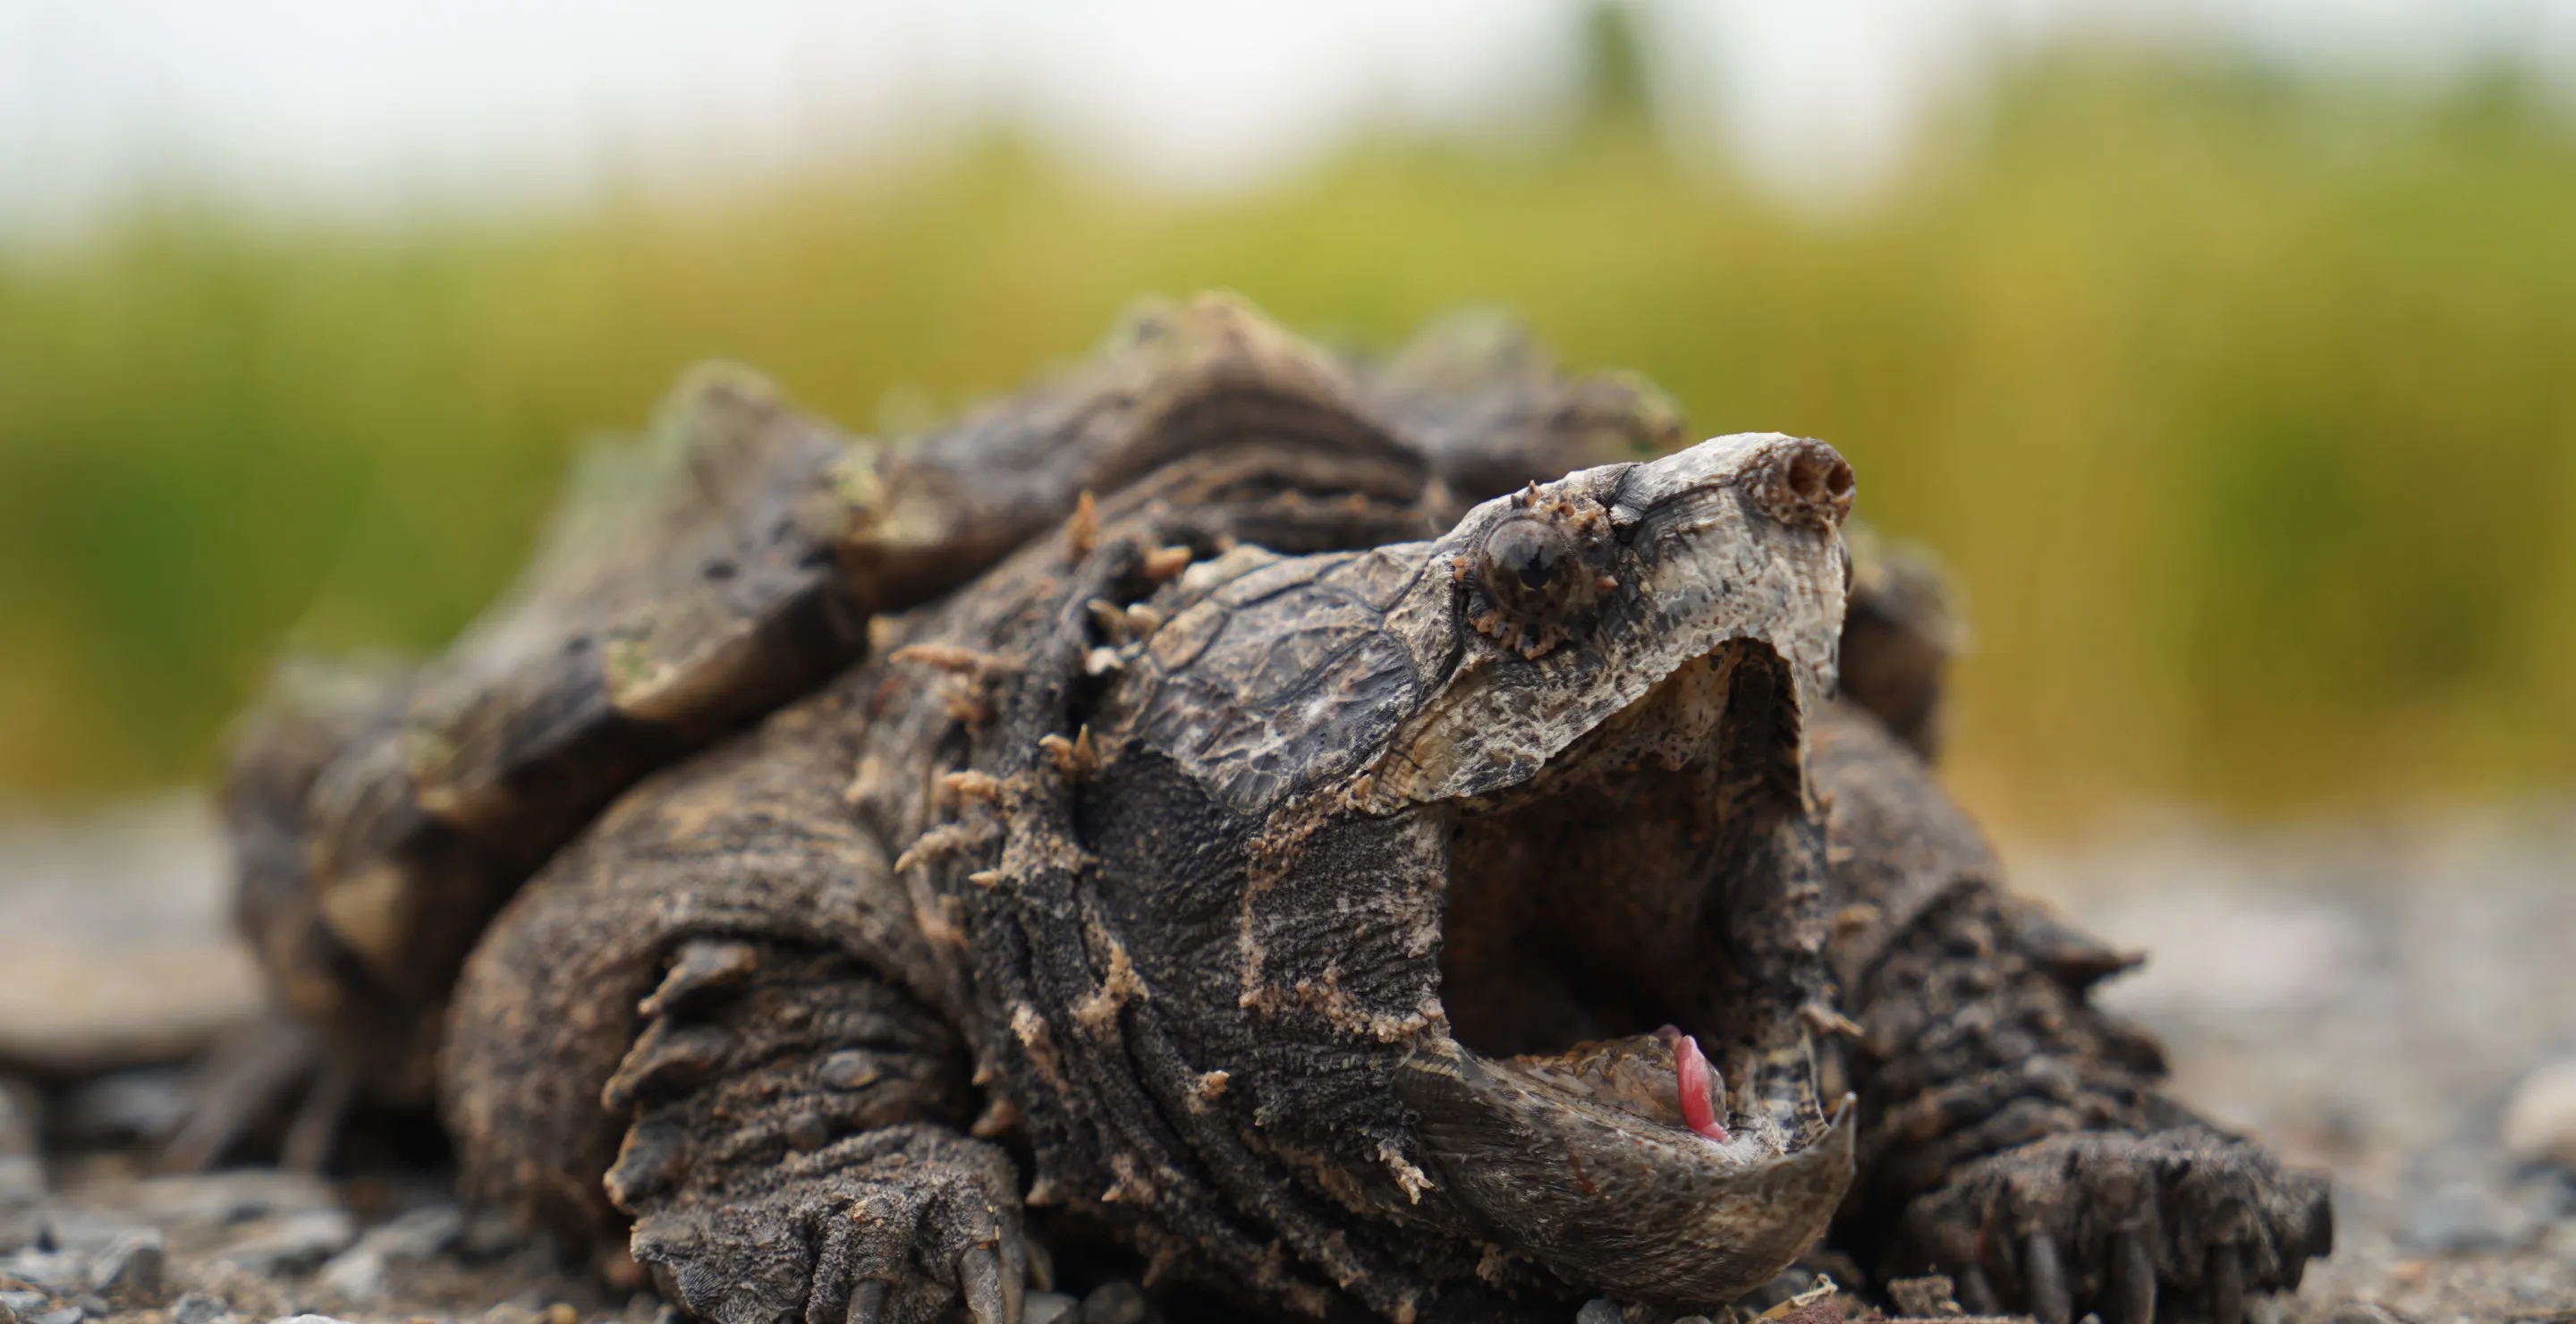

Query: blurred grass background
left=2, top=37, right=2572, bottom=832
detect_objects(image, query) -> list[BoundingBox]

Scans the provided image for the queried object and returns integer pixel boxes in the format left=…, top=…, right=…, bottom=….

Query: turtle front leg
left=602, top=938, right=1033, bottom=1324
left=1846, top=884, right=2333, bottom=1322
left=1810, top=703, right=2332, bottom=1320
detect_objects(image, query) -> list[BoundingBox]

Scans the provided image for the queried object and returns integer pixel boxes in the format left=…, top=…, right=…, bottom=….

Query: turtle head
left=1076, top=433, right=1857, bottom=1311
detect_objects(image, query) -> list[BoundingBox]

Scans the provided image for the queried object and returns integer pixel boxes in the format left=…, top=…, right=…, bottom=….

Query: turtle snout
left=1750, top=437, right=1855, bottom=531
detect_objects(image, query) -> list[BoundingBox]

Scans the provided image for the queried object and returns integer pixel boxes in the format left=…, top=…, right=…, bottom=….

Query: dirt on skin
left=0, top=795, right=2570, bottom=1324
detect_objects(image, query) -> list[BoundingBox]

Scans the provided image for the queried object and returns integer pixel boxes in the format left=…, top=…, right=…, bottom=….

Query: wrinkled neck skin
left=985, top=435, right=1858, bottom=1321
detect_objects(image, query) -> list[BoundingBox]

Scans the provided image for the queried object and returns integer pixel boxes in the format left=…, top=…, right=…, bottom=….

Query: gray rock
left=1576, top=1301, right=1625, bottom=1324
left=0, top=1292, right=44, bottom=1319
left=312, top=1248, right=386, bottom=1303
left=2504, top=1058, right=2576, bottom=1169
left=33, top=1310, right=80, bottom=1324
left=355, top=1205, right=465, bottom=1261
left=1023, top=1291, right=1079, bottom=1324
left=0, top=1292, right=13, bottom=1324
left=89, top=1231, right=165, bottom=1299
left=269, top=1315, right=353, bottom=1324
left=1080, top=1280, right=1148, bottom=1324
left=171, top=1292, right=231, bottom=1324
left=218, top=1209, right=357, bottom=1276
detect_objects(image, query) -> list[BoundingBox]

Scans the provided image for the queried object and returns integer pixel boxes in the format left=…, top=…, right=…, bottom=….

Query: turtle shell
left=220, top=293, right=1684, bottom=1109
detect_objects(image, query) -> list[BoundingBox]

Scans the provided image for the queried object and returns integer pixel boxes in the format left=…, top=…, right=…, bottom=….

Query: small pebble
left=0, top=1293, right=43, bottom=1319
left=1576, top=1301, right=1624, bottom=1324
left=356, top=1205, right=467, bottom=1261
left=2504, top=1059, right=2576, bottom=1168
left=34, top=1310, right=80, bottom=1324
left=314, top=1248, right=387, bottom=1303
left=171, top=1291, right=231, bottom=1324
left=271, top=1314, right=353, bottom=1324
left=1080, top=1280, right=1148, bottom=1324
left=89, top=1231, right=165, bottom=1299
left=1023, top=1291, right=1078, bottom=1324
left=0, top=1294, right=13, bottom=1324
left=219, top=1209, right=357, bottom=1276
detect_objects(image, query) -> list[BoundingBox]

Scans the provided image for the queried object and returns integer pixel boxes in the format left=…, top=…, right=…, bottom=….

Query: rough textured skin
left=224, top=297, right=2331, bottom=1324
left=215, top=294, right=1650, bottom=1125
left=1812, top=703, right=2332, bottom=1322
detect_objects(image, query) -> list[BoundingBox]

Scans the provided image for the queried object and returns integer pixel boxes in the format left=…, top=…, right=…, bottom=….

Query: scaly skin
left=222, top=298, right=2329, bottom=1323
left=209, top=294, right=1650, bottom=1157
left=455, top=434, right=1866, bottom=1322
left=1813, top=702, right=2331, bottom=1322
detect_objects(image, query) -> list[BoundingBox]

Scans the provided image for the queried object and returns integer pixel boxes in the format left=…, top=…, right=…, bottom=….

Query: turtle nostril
left=1788, top=451, right=1851, bottom=504
left=1759, top=439, right=1856, bottom=530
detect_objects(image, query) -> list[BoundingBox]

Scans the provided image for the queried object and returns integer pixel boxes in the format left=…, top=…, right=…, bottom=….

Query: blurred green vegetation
left=3, top=52, right=2572, bottom=830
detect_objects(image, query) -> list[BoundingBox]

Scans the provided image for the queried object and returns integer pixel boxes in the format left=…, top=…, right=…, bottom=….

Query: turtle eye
left=1480, top=517, right=1573, bottom=605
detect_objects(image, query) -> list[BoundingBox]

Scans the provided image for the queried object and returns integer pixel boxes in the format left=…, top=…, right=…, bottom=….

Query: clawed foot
left=1889, top=1125, right=2333, bottom=1324
left=630, top=1125, right=1033, bottom=1324
left=159, top=1009, right=358, bottom=1173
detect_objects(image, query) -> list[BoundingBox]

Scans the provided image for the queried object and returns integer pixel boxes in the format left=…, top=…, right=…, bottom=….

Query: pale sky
left=2, top=0, right=2571, bottom=232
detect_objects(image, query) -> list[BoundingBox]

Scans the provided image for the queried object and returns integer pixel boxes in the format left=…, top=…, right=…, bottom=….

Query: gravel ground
left=0, top=795, right=2569, bottom=1324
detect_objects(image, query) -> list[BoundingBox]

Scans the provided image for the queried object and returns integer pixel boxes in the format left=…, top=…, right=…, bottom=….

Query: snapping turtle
left=216, top=296, right=2330, bottom=1322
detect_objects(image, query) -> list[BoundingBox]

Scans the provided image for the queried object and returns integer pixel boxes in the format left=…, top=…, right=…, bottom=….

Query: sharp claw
left=999, top=1235, right=1028, bottom=1324
left=845, top=1279, right=887, bottom=1324
left=959, top=1244, right=1011, bottom=1324
left=279, top=1058, right=359, bottom=1174
left=2114, top=1233, right=2157, bottom=1324
left=2207, top=1243, right=2245, bottom=1324
left=1959, top=1265, right=2002, bottom=1314
left=2025, top=1231, right=2072, bottom=1324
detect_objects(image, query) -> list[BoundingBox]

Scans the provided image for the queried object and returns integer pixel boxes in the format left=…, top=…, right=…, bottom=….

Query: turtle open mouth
left=1402, top=640, right=1856, bottom=1306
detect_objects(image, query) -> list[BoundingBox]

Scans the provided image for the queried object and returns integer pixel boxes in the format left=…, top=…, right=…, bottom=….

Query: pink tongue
left=1673, top=1031, right=1730, bottom=1142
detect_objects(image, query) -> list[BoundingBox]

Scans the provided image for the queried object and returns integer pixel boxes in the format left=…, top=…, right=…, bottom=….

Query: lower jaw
left=1399, top=1033, right=1855, bottom=1307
